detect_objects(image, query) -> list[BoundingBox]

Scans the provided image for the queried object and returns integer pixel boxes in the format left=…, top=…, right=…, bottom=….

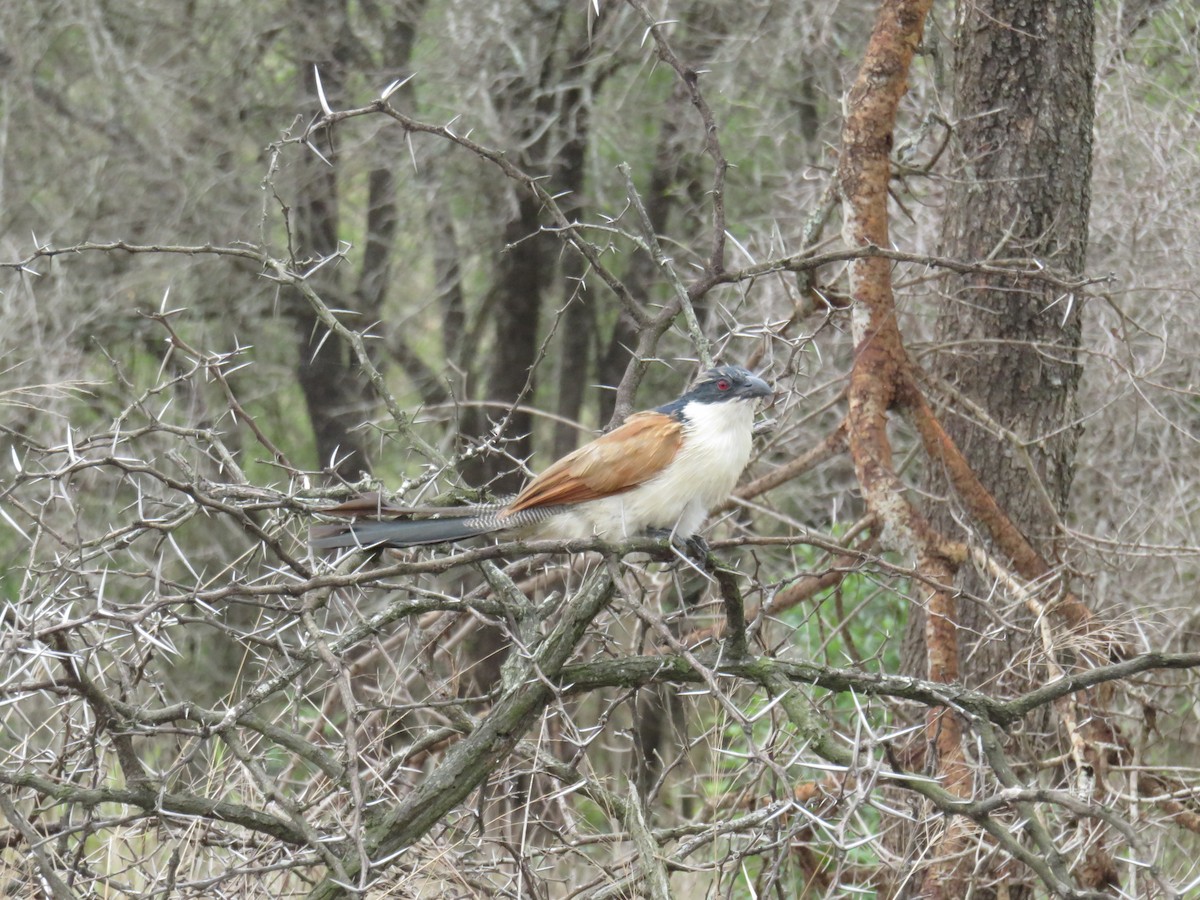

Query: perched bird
left=310, top=365, right=772, bottom=551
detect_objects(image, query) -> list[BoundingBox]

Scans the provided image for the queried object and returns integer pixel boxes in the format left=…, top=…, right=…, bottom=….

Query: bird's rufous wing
left=503, top=411, right=683, bottom=514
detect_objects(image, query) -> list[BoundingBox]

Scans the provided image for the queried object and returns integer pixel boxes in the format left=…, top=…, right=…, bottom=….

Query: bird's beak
left=742, top=373, right=773, bottom=400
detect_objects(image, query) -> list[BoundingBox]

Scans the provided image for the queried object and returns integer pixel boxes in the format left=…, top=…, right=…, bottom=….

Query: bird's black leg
left=644, top=528, right=711, bottom=566
left=645, top=527, right=675, bottom=547
left=683, top=534, right=710, bottom=561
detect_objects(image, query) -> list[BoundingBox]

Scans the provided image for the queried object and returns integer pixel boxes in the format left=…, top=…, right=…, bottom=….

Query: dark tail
left=309, top=514, right=502, bottom=550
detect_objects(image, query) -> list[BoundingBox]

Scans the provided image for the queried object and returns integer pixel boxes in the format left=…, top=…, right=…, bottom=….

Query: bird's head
left=655, top=365, right=773, bottom=419
left=686, top=365, right=773, bottom=404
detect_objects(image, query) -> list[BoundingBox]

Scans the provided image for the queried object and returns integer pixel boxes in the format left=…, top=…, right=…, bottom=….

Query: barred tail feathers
left=308, top=504, right=563, bottom=550
left=309, top=514, right=500, bottom=549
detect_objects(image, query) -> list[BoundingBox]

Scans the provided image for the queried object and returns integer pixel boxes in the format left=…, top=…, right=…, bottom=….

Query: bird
left=310, top=364, right=773, bottom=552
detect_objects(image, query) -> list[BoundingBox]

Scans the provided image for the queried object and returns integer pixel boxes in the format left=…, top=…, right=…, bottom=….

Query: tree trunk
left=289, top=3, right=430, bottom=478
left=293, top=55, right=371, bottom=480
left=901, top=0, right=1095, bottom=894
left=551, top=109, right=594, bottom=459
left=460, top=5, right=603, bottom=490
left=597, top=90, right=695, bottom=426
left=458, top=192, right=551, bottom=494
left=909, top=0, right=1093, bottom=687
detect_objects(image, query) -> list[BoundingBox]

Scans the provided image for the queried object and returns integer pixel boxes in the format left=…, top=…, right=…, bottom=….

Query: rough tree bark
left=899, top=0, right=1096, bottom=895
left=832, top=3, right=972, bottom=896
left=906, top=0, right=1093, bottom=692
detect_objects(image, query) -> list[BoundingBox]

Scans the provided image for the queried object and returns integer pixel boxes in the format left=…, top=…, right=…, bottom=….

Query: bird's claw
left=683, top=534, right=710, bottom=561
left=645, top=529, right=711, bottom=567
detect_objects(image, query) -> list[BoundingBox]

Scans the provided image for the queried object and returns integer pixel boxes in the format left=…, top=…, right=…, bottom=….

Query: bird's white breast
left=551, top=398, right=757, bottom=540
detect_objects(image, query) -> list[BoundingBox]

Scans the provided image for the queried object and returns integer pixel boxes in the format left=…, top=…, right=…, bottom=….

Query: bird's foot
left=645, top=529, right=712, bottom=567
left=644, top=527, right=675, bottom=552
left=683, top=534, right=710, bottom=561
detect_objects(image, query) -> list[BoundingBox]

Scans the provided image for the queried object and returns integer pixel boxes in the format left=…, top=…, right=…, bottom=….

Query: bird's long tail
left=309, top=514, right=503, bottom=550
left=309, top=505, right=565, bottom=550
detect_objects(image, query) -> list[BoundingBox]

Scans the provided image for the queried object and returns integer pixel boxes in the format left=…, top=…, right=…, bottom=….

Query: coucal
left=310, top=364, right=772, bottom=551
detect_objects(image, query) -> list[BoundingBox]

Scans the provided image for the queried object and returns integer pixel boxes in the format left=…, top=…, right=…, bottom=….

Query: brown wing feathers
left=502, top=411, right=682, bottom=515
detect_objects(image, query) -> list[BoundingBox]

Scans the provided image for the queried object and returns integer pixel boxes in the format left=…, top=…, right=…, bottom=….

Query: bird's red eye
left=716, top=379, right=731, bottom=391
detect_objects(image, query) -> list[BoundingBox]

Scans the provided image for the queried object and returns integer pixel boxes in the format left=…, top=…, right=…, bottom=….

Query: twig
left=618, top=162, right=712, bottom=368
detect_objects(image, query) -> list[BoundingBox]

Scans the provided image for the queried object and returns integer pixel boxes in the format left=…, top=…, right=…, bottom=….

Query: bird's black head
left=656, top=365, right=773, bottom=418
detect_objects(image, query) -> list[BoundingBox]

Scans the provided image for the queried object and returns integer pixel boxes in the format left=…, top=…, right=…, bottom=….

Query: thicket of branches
left=2, top=1, right=1200, bottom=898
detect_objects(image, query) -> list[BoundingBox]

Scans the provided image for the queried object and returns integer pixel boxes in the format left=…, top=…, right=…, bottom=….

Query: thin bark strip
left=836, top=2, right=976, bottom=894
